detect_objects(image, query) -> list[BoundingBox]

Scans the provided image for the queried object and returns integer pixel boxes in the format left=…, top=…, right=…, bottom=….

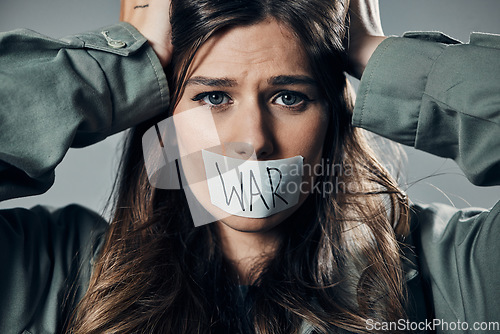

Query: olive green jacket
left=0, top=23, right=499, bottom=333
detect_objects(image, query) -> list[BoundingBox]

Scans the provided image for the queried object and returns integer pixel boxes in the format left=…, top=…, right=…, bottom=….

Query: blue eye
left=193, top=91, right=231, bottom=107
left=274, top=91, right=311, bottom=108
left=275, top=93, right=300, bottom=106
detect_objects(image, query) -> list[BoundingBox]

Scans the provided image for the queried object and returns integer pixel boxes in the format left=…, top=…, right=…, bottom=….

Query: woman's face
left=172, top=18, right=329, bottom=232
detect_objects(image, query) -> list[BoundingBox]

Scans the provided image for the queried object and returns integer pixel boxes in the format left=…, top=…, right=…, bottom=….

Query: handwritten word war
left=215, top=163, right=288, bottom=212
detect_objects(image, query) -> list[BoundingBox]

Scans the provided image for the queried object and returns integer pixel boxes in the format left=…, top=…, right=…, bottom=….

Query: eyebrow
left=186, top=76, right=237, bottom=87
left=269, top=75, right=317, bottom=87
left=185, top=75, right=317, bottom=88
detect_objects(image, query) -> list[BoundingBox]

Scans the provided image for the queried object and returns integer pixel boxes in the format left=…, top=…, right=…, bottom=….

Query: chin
left=217, top=208, right=295, bottom=233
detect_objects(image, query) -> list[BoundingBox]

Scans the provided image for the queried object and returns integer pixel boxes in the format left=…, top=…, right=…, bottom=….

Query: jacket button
left=101, top=31, right=127, bottom=49
left=107, top=40, right=126, bottom=49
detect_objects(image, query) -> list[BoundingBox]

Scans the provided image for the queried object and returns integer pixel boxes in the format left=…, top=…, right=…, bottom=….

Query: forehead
left=188, top=19, right=312, bottom=79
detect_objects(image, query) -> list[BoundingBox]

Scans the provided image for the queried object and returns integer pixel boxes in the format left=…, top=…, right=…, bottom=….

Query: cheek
left=284, top=111, right=329, bottom=163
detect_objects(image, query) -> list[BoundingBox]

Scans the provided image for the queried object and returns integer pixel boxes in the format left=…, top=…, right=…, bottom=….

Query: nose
left=223, top=99, right=274, bottom=160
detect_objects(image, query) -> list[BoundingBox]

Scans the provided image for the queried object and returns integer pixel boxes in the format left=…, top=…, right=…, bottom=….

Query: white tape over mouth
left=202, top=150, right=304, bottom=218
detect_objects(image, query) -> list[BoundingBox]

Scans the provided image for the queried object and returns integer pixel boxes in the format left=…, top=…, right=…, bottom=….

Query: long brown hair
left=70, top=0, right=410, bottom=333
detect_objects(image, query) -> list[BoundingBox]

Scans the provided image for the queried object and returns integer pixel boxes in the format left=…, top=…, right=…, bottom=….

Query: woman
left=0, top=0, right=498, bottom=333
left=73, top=0, right=410, bottom=332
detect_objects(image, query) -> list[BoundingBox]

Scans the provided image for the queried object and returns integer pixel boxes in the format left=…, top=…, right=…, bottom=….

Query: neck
left=216, top=222, right=283, bottom=285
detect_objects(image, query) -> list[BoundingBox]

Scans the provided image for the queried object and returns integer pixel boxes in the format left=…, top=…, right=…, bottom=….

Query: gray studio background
left=1, top=0, right=499, bottom=217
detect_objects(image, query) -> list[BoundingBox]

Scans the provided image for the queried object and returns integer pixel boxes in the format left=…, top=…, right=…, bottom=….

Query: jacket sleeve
left=352, top=31, right=500, bottom=187
left=0, top=23, right=168, bottom=333
left=353, top=32, right=500, bottom=329
left=0, top=204, right=108, bottom=334
left=0, top=22, right=169, bottom=201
